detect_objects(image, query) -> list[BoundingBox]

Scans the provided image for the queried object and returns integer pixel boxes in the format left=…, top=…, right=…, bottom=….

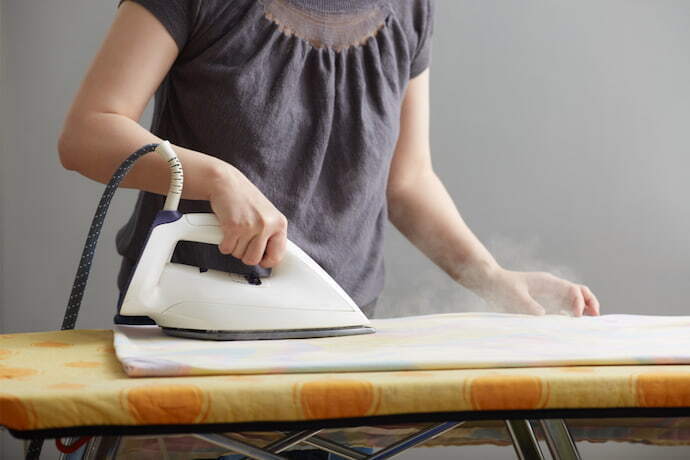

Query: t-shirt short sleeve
left=409, top=0, right=435, bottom=79
left=119, top=0, right=197, bottom=52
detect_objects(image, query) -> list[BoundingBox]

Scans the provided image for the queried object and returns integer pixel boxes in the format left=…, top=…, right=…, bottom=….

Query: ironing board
left=2, top=329, right=690, bottom=459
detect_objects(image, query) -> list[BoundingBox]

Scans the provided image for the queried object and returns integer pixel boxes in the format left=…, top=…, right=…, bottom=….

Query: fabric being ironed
left=114, top=0, right=435, bottom=323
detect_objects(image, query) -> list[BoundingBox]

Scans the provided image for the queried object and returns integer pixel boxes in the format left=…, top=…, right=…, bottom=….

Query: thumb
left=519, top=294, right=546, bottom=316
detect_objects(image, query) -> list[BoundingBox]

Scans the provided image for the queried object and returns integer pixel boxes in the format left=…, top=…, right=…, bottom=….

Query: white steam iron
left=118, top=142, right=375, bottom=340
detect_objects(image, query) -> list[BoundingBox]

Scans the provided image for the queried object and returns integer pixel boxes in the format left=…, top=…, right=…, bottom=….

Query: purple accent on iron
left=152, top=210, right=183, bottom=227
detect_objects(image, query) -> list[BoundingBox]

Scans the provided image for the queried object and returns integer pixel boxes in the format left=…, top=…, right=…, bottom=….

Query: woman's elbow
left=57, top=122, right=82, bottom=172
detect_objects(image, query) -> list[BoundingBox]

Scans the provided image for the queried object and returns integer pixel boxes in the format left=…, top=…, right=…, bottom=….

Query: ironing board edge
left=8, top=406, right=690, bottom=440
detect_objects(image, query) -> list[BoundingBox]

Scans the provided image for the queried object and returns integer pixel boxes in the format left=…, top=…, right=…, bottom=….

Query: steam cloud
left=376, top=234, right=583, bottom=318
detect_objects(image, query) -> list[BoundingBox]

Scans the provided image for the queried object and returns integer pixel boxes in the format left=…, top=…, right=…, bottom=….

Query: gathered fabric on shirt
left=115, top=0, right=434, bottom=322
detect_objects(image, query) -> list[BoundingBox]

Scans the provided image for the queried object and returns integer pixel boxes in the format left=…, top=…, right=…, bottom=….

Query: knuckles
left=242, top=256, right=261, bottom=266
left=218, top=242, right=233, bottom=254
left=261, top=251, right=285, bottom=268
left=222, top=212, right=287, bottom=234
left=260, top=258, right=276, bottom=268
left=276, top=214, right=288, bottom=231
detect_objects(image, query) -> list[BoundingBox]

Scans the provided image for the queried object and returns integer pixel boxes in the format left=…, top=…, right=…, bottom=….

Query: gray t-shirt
left=115, top=0, right=434, bottom=321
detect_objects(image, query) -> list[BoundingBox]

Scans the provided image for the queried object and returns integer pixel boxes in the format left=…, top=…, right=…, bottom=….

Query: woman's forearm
left=58, top=110, right=237, bottom=201
left=387, top=169, right=501, bottom=291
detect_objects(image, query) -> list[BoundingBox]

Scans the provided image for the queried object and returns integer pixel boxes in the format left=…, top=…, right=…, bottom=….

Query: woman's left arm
left=387, top=69, right=600, bottom=316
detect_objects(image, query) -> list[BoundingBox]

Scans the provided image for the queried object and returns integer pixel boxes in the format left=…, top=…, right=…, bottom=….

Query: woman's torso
left=115, top=0, right=434, bottom=318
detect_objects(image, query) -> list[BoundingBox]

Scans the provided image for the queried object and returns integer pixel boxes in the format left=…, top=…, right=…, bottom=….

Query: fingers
left=260, top=232, right=287, bottom=268
left=224, top=215, right=288, bottom=267
left=532, top=272, right=595, bottom=317
left=241, top=233, right=270, bottom=266
left=218, top=233, right=238, bottom=255
left=580, top=285, right=600, bottom=316
left=503, top=270, right=599, bottom=318
left=567, top=284, right=586, bottom=317
left=231, top=235, right=252, bottom=262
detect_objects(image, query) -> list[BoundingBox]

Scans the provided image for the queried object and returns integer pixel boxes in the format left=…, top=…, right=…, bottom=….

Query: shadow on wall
left=377, top=234, right=582, bottom=318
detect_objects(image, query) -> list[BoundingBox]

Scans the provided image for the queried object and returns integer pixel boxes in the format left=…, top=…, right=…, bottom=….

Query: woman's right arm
left=59, top=1, right=287, bottom=268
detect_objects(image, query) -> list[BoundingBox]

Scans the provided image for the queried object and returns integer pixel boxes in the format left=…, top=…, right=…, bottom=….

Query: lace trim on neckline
left=261, top=0, right=390, bottom=51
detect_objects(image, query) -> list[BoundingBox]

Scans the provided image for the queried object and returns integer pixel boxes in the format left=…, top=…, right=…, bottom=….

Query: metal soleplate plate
left=161, top=325, right=376, bottom=341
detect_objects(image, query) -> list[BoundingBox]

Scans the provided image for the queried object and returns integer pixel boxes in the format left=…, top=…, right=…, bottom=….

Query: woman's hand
left=474, top=268, right=601, bottom=317
left=207, top=164, right=288, bottom=268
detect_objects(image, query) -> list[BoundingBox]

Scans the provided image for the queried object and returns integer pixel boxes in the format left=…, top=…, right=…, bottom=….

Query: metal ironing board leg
left=261, top=429, right=323, bottom=453
left=56, top=438, right=74, bottom=460
left=505, top=420, right=545, bottom=460
left=303, top=436, right=369, bottom=459
left=81, top=436, right=103, bottom=459
left=366, top=422, right=464, bottom=459
left=13, top=419, right=577, bottom=460
left=194, top=433, right=287, bottom=460
left=234, top=429, right=369, bottom=460
left=235, top=430, right=323, bottom=460
left=87, top=436, right=121, bottom=460
left=232, top=423, right=464, bottom=460
left=539, top=420, right=581, bottom=460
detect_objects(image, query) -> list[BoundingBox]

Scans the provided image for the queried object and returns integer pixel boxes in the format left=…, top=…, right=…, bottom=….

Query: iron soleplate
left=161, top=325, right=376, bottom=341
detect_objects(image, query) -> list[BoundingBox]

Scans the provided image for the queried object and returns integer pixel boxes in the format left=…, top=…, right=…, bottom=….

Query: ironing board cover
left=2, top=313, right=690, bottom=433
left=112, top=313, right=690, bottom=376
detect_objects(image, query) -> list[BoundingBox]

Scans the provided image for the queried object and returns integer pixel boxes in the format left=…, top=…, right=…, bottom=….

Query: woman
left=58, top=0, right=598, bottom=456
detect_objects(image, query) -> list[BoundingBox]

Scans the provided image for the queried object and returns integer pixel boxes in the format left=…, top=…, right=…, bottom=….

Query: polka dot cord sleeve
left=25, top=440, right=43, bottom=460
left=61, top=143, right=159, bottom=331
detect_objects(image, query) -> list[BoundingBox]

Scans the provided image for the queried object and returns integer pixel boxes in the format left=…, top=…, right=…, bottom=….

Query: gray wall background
left=1, top=0, right=689, bottom=458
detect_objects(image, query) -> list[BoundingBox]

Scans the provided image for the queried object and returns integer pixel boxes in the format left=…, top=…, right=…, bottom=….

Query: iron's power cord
left=25, top=142, right=180, bottom=460
left=61, top=143, right=159, bottom=330
left=27, top=144, right=158, bottom=460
